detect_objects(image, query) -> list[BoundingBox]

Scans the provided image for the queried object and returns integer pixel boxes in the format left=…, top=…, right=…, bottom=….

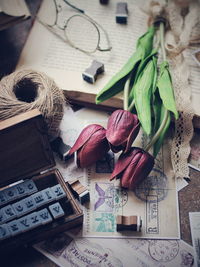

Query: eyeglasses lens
left=65, top=15, right=99, bottom=53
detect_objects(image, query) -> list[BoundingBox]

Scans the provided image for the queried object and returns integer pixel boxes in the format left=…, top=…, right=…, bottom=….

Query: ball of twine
left=0, top=69, right=65, bottom=137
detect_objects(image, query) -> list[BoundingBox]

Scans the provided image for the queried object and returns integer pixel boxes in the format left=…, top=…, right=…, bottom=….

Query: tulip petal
left=110, top=148, right=140, bottom=180
left=121, top=152, right=154, bottom=189
left=68, top=124, right=104, bottom=156
left=120, top=152, right=141, bottom=188
left=78, top=128, right=109, bottom=168
left=106, top=110, right=140, bottom=152
left=124, top=122, right=140, bottom=153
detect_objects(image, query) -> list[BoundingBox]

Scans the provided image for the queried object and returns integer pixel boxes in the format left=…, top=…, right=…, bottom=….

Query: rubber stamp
left=68, top=179, right=90, bottom=204
left=50, top=136, right=72, bottom=161
left=82, top=60, right=104, bottom=84
left=116, top=2, right=128, bottom=24
left=116, top=215, right=142, bottom=232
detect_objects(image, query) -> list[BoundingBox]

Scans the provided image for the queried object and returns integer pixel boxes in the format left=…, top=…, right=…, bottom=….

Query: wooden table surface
left=0, top=1, right=199, bottom=266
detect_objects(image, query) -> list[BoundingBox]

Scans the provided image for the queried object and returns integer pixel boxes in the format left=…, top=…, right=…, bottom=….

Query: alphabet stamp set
left=0, top=110, right=83, bottom=252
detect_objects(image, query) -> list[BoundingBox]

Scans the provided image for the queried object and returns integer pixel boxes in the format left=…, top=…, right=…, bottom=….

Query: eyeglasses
left=37, top=0, right=112, bottom=54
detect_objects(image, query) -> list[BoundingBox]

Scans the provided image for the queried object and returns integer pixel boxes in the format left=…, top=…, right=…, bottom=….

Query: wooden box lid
left=0, top=109, right=55, bottom=187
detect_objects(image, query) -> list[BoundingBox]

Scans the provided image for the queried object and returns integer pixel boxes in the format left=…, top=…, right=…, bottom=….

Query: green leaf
left=128, top=50, right=157, bottom=103
left=136, top=26, right=156, bottom=58
left=153, top=102, right=171, bottom=157
left=95, top=26, right=155, bottom=104
left=133, top=59, right=156, bottom=135
left=157, top=61, right=179, bottom=120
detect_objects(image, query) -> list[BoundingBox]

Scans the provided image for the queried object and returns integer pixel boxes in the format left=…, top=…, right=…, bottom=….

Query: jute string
left=0, top=69, right=65, bottom=137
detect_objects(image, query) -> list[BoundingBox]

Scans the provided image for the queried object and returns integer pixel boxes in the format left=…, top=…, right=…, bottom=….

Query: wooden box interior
left=0, top=110, right=83, bottom=251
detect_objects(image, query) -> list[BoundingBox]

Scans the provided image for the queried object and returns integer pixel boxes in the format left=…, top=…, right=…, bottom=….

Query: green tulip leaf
left=96, top=26, right=155, bottom=104
left=157, top=61, right=179, bottom=120
left=153, top=101, right=171, bottom=157
left=133, top=59, right=156, bottom=135
left=129, top=51, right=157, bottom=103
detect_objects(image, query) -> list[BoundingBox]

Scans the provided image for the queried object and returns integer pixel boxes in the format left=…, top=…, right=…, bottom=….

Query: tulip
left=106, top=109, right=140, bottom=153
left=110, top=147, right=154, bottom=190
left=68, top=124, right=109, bottom=168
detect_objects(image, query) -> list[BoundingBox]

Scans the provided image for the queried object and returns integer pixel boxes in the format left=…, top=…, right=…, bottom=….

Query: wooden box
left=0, top=109, right=83, bottom=252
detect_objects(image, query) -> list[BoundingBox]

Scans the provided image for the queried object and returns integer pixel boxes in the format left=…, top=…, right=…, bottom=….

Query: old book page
left=17, top=0, right=200, bottom=117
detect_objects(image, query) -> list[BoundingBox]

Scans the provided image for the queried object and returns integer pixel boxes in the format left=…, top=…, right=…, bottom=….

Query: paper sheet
left=189, top=212, right=200, bottom=267
left=34, top=233, right=196, bottom=267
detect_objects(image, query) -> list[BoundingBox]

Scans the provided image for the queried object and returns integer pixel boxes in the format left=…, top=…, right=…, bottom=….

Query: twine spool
left=0, top=69, right=65, bottom=137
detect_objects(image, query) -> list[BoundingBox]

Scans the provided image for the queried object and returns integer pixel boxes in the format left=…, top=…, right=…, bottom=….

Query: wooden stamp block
left=4, top=187, right=18, bottom=202
left=37, top=208, right=52, bottom=225
left=0, top=210, right=7, bottom=225
left=1, top=205, right=17, bottom=223
left=7, top=220, right=22, bottom=236
left=41, top=188, right=56, bottom=204
left=27, top=212, right=42, bottom=229
left=12, top=200, right=28, bottom=217
left=23, top=196, right=37, bottom=212
left=68, top=179, right=90, bottom=204
left=32, top=191, right=46, bottom=208
left=15, top=182, right=27, bottom=198
left=51, top=184, right=66, bottom=200
left=116, top=2, right=128, bottom=24
left=49, top=202, right=65, bottom=219
left=0, top=191, right=8, bottom=207
left=0, top=224, right=11, bottom=240
left=116, top=215, right=142, bottom=232
left=23, top=180, right=38, bottom=195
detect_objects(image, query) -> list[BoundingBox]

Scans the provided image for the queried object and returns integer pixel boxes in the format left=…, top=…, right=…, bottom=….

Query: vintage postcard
left=34, top=234, right=195, bottom=267
left=81, top=136, right=180, bottom=239
left=56, top=107, right=180, bottom=239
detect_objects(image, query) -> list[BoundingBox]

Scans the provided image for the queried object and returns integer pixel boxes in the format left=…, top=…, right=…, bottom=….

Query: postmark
left=62, top=238, right=123, bottom=267
left=148, top=240, right=179, bottom=262
left=134, top=168, right=168, bottom=203
left=180, top=250, right=194, bottom=267
left=95, top=151, right=115, bottom=174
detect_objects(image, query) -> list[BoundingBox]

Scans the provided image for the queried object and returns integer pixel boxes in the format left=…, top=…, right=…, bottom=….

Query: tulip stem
left=145, top=108, right=169, bottom=152
left=145, top=22, right=170, bottom=152
left=128, top=99, right=135, bottom=112
left=160, top=22, right=166, bottom=61
left=123, top=73, right=132, bottom=110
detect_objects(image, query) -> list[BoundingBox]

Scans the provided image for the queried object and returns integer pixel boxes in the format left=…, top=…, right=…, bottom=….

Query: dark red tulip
left=68, top=124, right=109, bottom=168
left=106, top=109, right=140, bottom=153
left=110, top=147, right=154, bottom=190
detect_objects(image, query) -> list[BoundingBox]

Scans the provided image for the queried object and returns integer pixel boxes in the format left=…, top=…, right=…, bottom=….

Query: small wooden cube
left=68, top=179, right=90, bottom=204
left=116, top=215, right=142, bottom=232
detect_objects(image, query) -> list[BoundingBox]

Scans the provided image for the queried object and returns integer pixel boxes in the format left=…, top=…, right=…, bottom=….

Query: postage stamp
left=93, top=213, right=115, bottom=232
left=94, top=182, right=128, bottom=213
